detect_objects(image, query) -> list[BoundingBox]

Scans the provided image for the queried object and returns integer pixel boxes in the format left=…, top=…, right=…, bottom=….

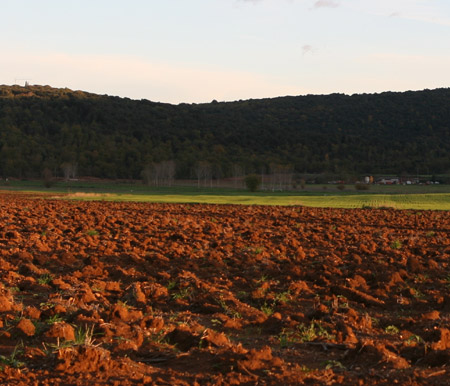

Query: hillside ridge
left=0, top=85, right=449, bottom=180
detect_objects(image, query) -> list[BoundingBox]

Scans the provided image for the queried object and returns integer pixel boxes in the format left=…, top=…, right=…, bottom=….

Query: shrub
left=42, top=168, right=55, bottom=188
left=300, top=179, right=306, bottom=190
left=337, top=184, right=345, bottom=191
left=244, top=174, right=261, bottom=192
left=355, top=183, right=370, bottom=191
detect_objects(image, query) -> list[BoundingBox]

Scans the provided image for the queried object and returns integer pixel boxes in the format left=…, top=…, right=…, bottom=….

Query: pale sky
left=1, top=0, right=449, bottom=104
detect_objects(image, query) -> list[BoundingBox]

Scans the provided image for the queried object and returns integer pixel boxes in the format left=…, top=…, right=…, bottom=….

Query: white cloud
left=301, top=44, right=316, bottom=55
left=401, top=13, right=450, bottom=27
left=235, top=0, right=264, bottom=5
left=313, top=0, right=340, bottom=9
left=348, top=0, right=450, bottom=27
left=389, top=11, right=401, bottom=17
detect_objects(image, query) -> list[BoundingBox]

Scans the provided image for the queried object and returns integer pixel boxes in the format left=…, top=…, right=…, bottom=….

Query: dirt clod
left=16, top=318, right=35, bottom=336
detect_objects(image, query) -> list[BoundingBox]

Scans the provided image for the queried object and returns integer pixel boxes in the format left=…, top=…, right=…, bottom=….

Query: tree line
left=1, top=84, right=450, bottom=181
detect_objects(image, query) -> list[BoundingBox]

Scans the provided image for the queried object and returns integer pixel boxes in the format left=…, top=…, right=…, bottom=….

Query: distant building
left=378, top=177, right=400, bottom=185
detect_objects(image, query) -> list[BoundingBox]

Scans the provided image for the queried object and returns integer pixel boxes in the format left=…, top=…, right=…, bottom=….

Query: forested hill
left=1, top=84, right=450, bottom=180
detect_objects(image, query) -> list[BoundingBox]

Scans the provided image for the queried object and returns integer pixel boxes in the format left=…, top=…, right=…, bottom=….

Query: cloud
left=400, top=13, right=450, bottom=27
left=348, top=1, right=450, bottom=27
left=301, top=45, right=316, bottom=56
left=236, top=0, right=296, bottom=4
left=313, top=0, right=340, bottom=9
left=237, top=0, right=264, bottom=4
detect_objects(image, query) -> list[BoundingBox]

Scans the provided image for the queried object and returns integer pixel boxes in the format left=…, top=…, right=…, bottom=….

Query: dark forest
left=1, top=85, right=449, bottom=180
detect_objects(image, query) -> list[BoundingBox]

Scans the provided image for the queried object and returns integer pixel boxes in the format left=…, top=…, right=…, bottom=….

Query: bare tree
left=212, top=164, right=223, bottom=187
left=142, top=160, right=176, bottom=187
left=142, top=164, right=153, bottom=185
left=232, top=164, right=244, bottom=189
left=269, top=163, right=294, bottom=191
left=161, top=160, right=176, bottom=186
left=153, top=162, right=163, bottom=186
left=61, top=162, right=78, bottom=181
left=194, top=161, right=212, bottom=188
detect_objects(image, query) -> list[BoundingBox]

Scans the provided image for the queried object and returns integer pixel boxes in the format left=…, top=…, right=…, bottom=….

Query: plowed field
left=0, top=192, right=449, bottom=385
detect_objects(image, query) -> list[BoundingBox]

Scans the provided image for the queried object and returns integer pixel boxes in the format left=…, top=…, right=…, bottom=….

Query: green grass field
left=60, top=192, right=450, bottom=210
left=1, top=180, right=450, bottom=210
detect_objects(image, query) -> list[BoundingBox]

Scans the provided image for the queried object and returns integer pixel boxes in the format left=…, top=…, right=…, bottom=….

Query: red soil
left=0, top=192, right=449, bottom=385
